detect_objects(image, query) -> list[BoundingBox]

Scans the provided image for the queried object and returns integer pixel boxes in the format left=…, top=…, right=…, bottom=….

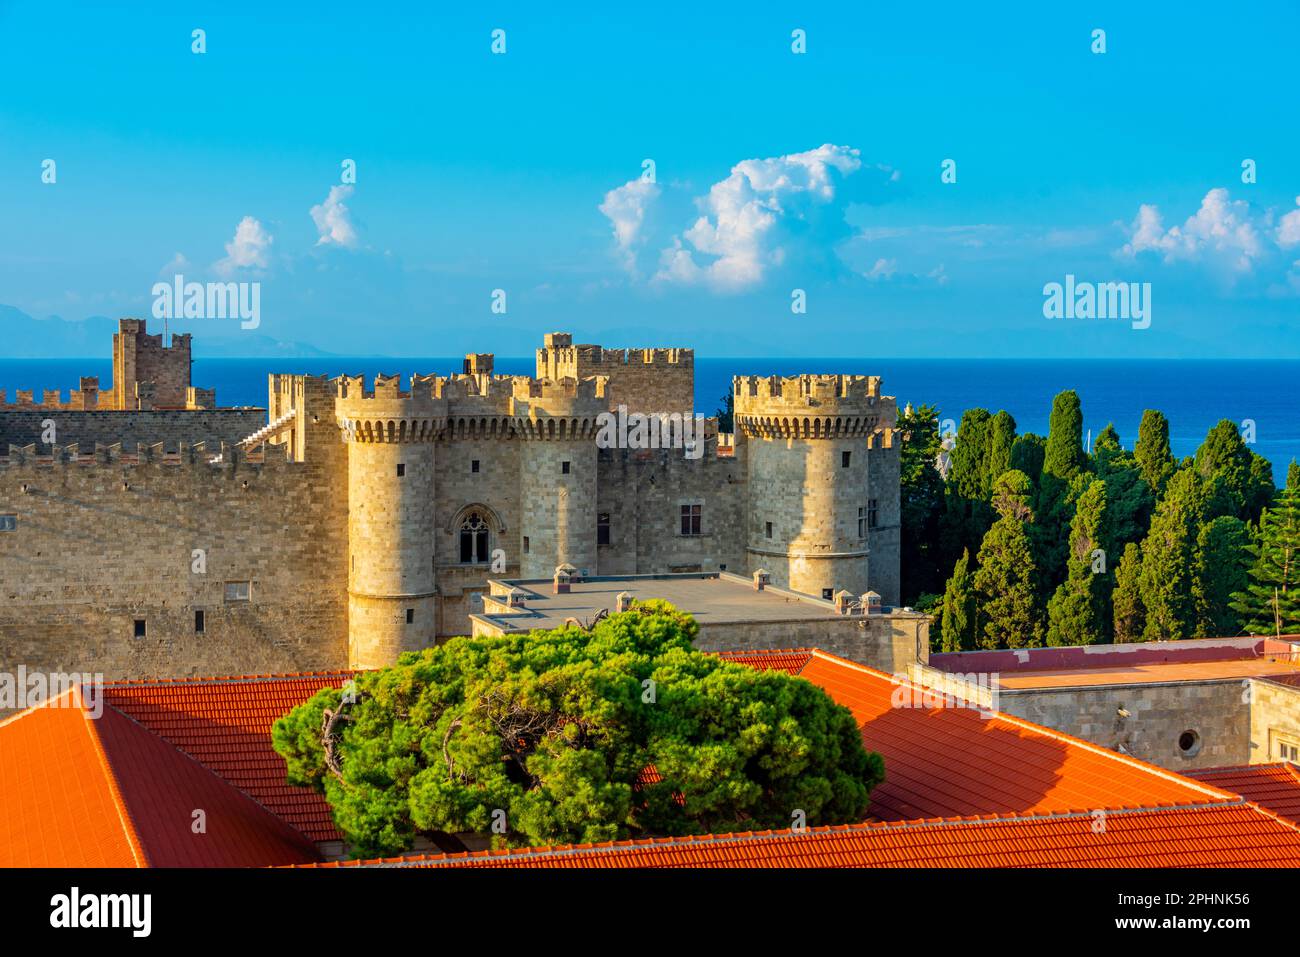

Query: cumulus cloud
left=214, top=216, right=273, bottom=276
left=1121, top=188, right=1266, bottom=274
left=1278, top=197, right=1300, bottom=249
left=311, top=185, right=359, bottom=248
left=599, top=144, right=899, bottom=292
left=598, top=178, right=661, bottom=273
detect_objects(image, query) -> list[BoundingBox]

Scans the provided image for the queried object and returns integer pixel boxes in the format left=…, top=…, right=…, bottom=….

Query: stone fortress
left=0, top=320, right=904, bottom=679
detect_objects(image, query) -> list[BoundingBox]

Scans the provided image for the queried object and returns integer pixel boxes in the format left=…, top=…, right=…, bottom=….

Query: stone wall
left=0, top=445, right=349, bottom=682
left=0, top=409, right=265, bottom=450
left=1249, top=679, right=1300, bottom=764
left=536, top=334, right=694, bottom=415
left=692, top=613, right=929, bottom=674
left=997, top=680, right=1251, bottom=771
left=595, top=426, right=748, bottom=579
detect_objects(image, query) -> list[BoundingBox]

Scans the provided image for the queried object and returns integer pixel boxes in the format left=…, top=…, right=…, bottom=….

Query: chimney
left=834, top=590, right=854, bottom=615
left=862, top=591, right=883, bottom=616
left=505, top=587, right=527, bottom=608
left=553, top=564, right=575, bottom=594
left=616, top=591, right=634, bottom=613
left=753, top=568, right=771, bottom=591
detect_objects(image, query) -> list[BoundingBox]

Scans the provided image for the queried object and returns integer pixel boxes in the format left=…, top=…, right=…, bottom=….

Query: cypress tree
left=940, top=549, right=976, bottom=652
left=1091, top=422, right=1124, bottom=477
left=1195, top=419, right=1257, bottom=521
left=986, top=411, right=1017, bottom=490
left=1112, top=542, right=1145, bottom=642
left=1138, top=469, right=1205, bottom=640
left=972, top=471, right=1043, bottom=649
left=1043, top=390, right=1087, bottom=482
left=1135, top=409, right=1175, bottom=497
left=1046, top=480, right=1109, bottom=646
left=1010, top=433, right=1046, bottom=486
left=1230, top=463, right=1300, bottom=635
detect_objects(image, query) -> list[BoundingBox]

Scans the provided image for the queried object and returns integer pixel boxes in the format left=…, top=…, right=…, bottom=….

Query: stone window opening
left=396, top=463, right=406, bottom=477
left=523, top=536, right=530, bottom=554
left=224, top=581, right=251, bottom=603
left=471, top=459, right=480, bottom=473
left=597, top=512, right=611, bottom=546
left=194, top=609, right=205, bottom=634
left=133, top=619, right=146, bottom=638
left=562, top=460, right=571, bottom=475
left=868, top=499, right=879, bottom=529
left=680, top=503, right=702, bottom=537
left=842, top=450, right=851, bottom=468
left=405, top=608, right=414, bottom=624
left=765, top=521, right=773, bottom=539
left=459, top=511, right=492, bottom=564
left=1177, top=729, right=1202, bottom=758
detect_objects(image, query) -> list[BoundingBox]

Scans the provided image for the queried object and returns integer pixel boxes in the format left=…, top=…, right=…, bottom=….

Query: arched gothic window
left=459, top=511, right=491, bottom=564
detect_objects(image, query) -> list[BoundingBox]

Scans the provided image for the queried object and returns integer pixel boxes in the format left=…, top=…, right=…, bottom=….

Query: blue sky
left=2, top=1, right=1299, bottom=357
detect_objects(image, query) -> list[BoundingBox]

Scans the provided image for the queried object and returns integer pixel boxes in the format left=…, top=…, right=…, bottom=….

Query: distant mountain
left=0, top=305, right=335, bottom=358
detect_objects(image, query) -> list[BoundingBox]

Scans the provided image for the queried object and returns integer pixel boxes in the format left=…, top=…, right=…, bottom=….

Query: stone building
left=0, top=321, right=904, bottom=680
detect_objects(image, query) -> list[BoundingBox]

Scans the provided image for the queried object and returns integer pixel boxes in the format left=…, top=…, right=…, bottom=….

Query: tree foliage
left=1046, top=479, right=1110, bottom=646
left=1230, top=463, right=1300, bottom=635
left=272, top=602, right=882, bottom=857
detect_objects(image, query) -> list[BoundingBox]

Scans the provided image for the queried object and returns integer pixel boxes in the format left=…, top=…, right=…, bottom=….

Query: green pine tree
left=1046, top=479, right=1110, bottom=646
left=1193, top=516, right=1252, bottom=637
left=1043, top=390, right=1087, bottom=482
left=1230, top=463, right=1300, bottom=635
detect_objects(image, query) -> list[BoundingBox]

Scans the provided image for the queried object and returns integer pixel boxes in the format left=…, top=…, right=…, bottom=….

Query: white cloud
left=599, top=144, right=895, bottom=293
left=598, top=178, right=661, bottom=273
left=1121, top=188, right=1265, bottom=273
left=158, top=252, right=190, bottom=276
left=1277, top=197, right=1300, bottom=248
left=865, top=258, right=897, bottom=281
left=310, top=185, right=359, bottom=248
left=656, top=143, right=865, bottom=291
left=214, top=216, right=273, bottom=276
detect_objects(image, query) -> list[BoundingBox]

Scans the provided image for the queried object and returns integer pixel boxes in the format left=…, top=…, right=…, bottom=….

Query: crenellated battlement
left=733, top=374, right=896, bottom=438
left=0, top=378, right=104, bottom=411
left=0, top=439, right=296, bottom=471
left=334, top=375, right=447, bottom=443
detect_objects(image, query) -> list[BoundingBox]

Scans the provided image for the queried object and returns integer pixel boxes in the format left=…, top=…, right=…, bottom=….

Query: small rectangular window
left=868, top=499, right=879, bottom=529
left=523, top=536, right=530, bottom=554
left=224, top=581, right=251, bottom=603
left=842, top=451, right=851, bottom=468
left=471, top=459, right=480, bottom=473
left=597, top=513, right=611, bottom=546
left=396, top=463, right=406, bottom=477
left=0, top=514, right=16, bottom=531
left=194, top=610, right=205, bottom=634
left=858, top=507, right=867, bottom=539
left=822, top=588, right=834, bottom=601
left=562, top=461, right=571, bottom=474
left=680, top=504, right=702, bottom=536
left=406, top=608, right=414, bottom=624
left=133, top=619, right=147, bottom=638
left=765, top=521, right=773, bottom=539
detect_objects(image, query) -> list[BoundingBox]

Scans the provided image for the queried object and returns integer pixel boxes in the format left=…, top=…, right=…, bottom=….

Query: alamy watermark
left=890, top=671, right=1000, bottom=720
left=0, top=667, right=105, bottom=718
left=152, top=274, right=260, bottom=330
left=594, top=405, right=706, bottom=460
left=1042, top=274, right=1150, bottom=330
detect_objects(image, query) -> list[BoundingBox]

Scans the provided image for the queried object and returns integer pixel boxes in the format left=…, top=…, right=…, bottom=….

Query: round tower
left=511, top=377, right=607, bottom=580
left=734, top=374, right=897, bottom=600
left=336, top=373, right=446, bottom=669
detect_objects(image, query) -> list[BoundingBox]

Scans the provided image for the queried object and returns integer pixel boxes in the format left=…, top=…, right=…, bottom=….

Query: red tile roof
left=755, top=650, right=1229, bottom=821
left=303, top=803, right=1300, bottom=869
left=1187, top=764, right=1300, bottom=826
left=0, top=686, right=322, bottom=867
left=104, top=672, right=351, bottom=843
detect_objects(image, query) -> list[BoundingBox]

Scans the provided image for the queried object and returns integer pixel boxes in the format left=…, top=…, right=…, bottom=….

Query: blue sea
left=4, top=356, right=1298, bottom=485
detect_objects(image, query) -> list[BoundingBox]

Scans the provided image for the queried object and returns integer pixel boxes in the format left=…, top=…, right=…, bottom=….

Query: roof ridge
left=103, top=669, right=357, bottom=688
left=801, top=648, right=1242, bottom=808
left=311, top=798, right=1266, bottom=869
left=101, top=701, right=324, bottom=852
left=76, top=692, right=148, bottom=868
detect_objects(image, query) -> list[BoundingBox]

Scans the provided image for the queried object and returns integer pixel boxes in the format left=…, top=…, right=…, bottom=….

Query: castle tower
left=336, top=374, right=446, bottom=669
left=734, top=374, right=898, bottom=602
left=110, top=318, right=193, bottom=410
left=511, top=377, right=608, bottom=579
